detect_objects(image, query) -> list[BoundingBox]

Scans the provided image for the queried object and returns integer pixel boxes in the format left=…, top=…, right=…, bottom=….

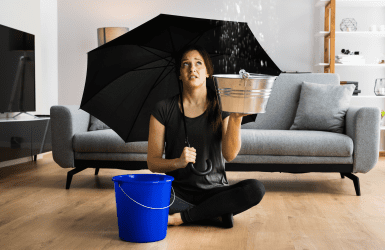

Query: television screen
left=0, top=24, right=35, bottom=113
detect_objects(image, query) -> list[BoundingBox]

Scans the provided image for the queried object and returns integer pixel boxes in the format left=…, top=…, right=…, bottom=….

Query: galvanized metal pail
left=212, top=73, right=277, bottom=114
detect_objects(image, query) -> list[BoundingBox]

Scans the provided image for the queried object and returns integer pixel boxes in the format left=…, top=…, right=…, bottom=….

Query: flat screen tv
left=0, top=24, right=35, bottom=114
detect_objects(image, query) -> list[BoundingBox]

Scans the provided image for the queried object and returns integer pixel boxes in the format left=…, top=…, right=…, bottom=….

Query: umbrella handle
left=188, top=159, right=212, bottom=176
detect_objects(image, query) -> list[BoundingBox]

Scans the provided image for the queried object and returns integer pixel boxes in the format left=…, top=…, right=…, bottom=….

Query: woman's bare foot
left=167, top=213, right=184, bottom=226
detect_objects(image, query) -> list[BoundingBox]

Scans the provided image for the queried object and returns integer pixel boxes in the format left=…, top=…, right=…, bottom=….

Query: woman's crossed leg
left=168, top=179, right=265, bottom=227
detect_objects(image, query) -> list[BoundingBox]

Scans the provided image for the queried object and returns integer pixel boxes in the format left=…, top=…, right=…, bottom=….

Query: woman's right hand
left=179, top=147, right=196, bottom=168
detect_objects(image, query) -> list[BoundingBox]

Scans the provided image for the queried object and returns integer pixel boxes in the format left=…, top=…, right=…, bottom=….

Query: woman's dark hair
left=175, top=44, right=223, bottom=136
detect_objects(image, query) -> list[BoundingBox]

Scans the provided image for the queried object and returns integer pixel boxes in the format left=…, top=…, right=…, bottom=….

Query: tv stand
left=0, top=116, right=51, bottom=164
left=12, top=112, right=39, bottom=119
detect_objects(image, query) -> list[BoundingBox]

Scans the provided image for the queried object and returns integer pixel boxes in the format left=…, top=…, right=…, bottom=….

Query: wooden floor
left=1, top=153, right=385, bottom=250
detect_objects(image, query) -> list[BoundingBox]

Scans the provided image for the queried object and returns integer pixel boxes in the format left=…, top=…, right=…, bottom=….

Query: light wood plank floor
left=1, top=153, right=385, bottom=250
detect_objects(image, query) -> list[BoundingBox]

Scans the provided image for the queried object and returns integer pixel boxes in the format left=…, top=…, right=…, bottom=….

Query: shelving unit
left=315, top=0, right=385, bottom=92
left=316, top=0, right=385, bottom=74
left=315, top=0, right=385, bottom=154
left=316, top=0, right=385, bottom=72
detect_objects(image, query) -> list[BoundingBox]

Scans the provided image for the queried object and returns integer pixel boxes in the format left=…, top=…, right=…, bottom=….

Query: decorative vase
left=374, top=78, right=385, bottom=96
left=340, top=18, right=357, bottom=31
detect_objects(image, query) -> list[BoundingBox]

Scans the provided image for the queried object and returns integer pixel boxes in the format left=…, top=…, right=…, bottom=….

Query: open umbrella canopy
left=80, top=13, right=281, bottom=143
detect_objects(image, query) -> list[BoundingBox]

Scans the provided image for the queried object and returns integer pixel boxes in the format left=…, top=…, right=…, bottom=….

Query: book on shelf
left=335, top=54, right=365, bottom=64
left=335, top=59, right=366, bottom=64
left=340, top=81, right=358, bottom=90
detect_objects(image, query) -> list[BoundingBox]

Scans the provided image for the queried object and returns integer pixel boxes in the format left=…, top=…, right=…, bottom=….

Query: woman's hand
left=230, top=113, right=250, bottom=118
left=229, top=113, right=250, bottom=119
left=178, top=147, right=196, bottom=168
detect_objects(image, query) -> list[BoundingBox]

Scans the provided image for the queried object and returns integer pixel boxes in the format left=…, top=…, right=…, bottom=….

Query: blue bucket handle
left=118, top=183, right=175, bottom=210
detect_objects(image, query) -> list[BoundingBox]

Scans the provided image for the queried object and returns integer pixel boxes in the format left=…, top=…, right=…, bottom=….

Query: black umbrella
left=80, top=13, right=281, bottom=175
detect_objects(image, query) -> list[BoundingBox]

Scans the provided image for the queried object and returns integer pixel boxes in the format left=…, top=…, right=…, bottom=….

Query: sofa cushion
left=241, top=73, right=340, bottom=130
left=88, top=116, right=110, bottom=131
left=73, top=129, right=149, bottom=153
left=289, top=81, right=355, bottom=133
left=239, top=129, right=353, bottom=157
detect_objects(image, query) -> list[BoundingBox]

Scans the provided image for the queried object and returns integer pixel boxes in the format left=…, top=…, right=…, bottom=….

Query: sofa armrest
left=345, top=106, right=380, bottom=173
left=50, top=105, right=90, bottom=168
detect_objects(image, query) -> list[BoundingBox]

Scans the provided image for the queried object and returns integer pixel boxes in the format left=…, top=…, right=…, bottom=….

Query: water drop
left=236, top=3, right=240, bottom=14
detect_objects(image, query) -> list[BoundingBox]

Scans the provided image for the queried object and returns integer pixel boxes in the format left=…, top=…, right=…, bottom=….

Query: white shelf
left=315, top=31, right=330, bottom=37
left=335, top=64, right=385, bottom=67
left=352, top=96, right=385, bottom=98
left=381, top=126, right=385, bottom=130
left=316, top=0, right=330, bottom=7
left=315, top=63, right=385, bottom=67
left=315, top=31, right=385, bottom=37
left=316, top=0, right=385, bottom=7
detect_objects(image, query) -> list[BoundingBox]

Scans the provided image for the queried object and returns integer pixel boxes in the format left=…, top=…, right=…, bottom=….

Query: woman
left=147, top=44, right=265, bottom=228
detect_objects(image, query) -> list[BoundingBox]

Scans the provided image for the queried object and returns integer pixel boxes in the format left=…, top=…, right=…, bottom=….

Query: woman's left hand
left=230, top=113, right=250, bottom=119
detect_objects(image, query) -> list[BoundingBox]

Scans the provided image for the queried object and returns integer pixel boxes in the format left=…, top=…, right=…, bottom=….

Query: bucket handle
left=119, top=183, right=175, bottom=210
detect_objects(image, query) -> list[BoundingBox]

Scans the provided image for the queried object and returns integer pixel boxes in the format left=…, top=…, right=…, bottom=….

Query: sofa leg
left=340, top=173, right=345, bottom=179
left=95, top=168, right=99, bottom=175
left=66, top=167, right=87, bottom=189
left=341, top=173, right=361, bottom=196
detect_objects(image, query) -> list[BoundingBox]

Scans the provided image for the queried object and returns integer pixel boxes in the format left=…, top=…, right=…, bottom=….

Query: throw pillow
left=290, top=81, right=355, bottom=133
left=89, top=115, right=111, bottom=131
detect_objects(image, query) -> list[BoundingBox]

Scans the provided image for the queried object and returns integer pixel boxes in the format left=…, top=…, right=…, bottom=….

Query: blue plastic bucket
left=112, top=174, right=175, bottom=243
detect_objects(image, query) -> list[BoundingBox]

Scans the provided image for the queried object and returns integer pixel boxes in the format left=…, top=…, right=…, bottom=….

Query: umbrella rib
left=131, top=65, right=174, bottom=72
left=119, top=54, right=175, bottom=113
left=129, top=45, right=181, bottom=90
left=133, top=46, right=177, bottom=89
left=116, top=53, right=176, bottom=142
left=120, top=45, right=176, bottom=73
left=123, top=45, right=176, bottom=72
left=82, top=45, right=179, bottom=111
left=82, top=62, right=174, bottom=109
left=138, top=45, right=175, bottom=64
left=150, top=64, right=176, bottom=90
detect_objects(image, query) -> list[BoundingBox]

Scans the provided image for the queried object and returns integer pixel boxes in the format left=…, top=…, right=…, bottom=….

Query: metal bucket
left=212, top=72, right=277, bottom=114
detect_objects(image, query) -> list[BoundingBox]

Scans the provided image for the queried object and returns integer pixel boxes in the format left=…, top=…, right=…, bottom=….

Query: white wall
left=40, top=0, right=59, bottom=115
left=0, top=0, right=58, bottom=116
left=0, top=0, right=41, bottom=117
left=57, top=0, right=315, bottom=106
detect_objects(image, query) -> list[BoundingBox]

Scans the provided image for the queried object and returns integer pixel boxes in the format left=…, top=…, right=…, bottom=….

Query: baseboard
left=0, top=154, right=43, bottom=168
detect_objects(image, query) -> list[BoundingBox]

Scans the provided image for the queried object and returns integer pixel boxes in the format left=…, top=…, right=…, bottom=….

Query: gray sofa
left=50, top=73, right=380, bottom=195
